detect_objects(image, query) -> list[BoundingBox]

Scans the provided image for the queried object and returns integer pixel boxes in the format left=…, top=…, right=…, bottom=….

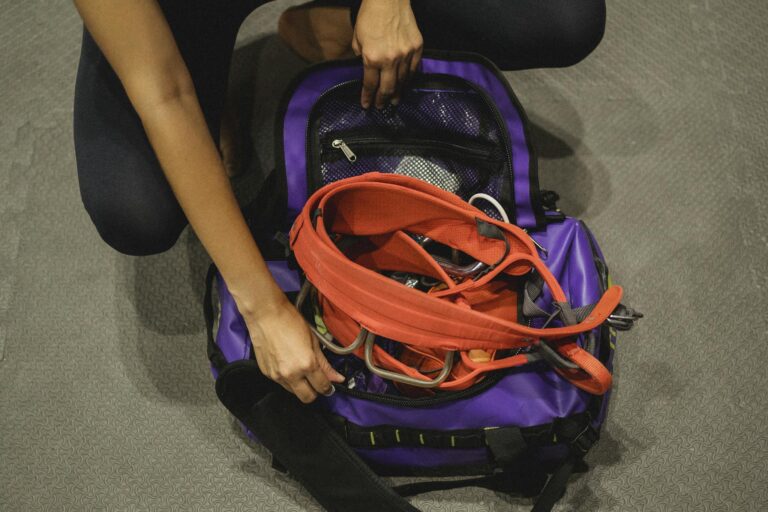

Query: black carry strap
left=215, top=361, right=419, bottom=512
left=531, top=456, right=580, bottom=512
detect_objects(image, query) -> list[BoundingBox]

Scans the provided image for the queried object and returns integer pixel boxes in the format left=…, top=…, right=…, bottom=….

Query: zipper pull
left=332, top=139, right=357, bottom=162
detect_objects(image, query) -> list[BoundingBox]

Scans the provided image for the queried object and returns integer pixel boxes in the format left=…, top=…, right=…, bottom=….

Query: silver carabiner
left=412, top=234, right=489, bottom=279
left=363, top=330, right=455, bottom=388
left=294, top=279, right=367, bottom=354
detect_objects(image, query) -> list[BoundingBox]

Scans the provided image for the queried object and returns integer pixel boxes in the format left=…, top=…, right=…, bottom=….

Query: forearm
left=137, top=89, right=284, bottom=316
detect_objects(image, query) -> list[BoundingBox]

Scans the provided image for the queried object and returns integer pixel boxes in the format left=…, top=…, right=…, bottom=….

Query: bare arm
left=74, top=0, right=343, bottom=401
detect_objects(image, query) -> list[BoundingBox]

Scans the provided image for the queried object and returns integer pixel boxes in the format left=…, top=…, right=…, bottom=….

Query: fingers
left=375, top=63, right=398, bottom=110
left=360, top=44, right=422, bottom=109
left=288, top=378, right=320, bottom=404
left=361, top=63, right=379, bottom=110
left=268, top=340, right=345, bottom=404
left=313, top=336, right=346, bottom=384
left=393, top=52, right=412, bottom=105
left=410, top=44, right=423, bottom=76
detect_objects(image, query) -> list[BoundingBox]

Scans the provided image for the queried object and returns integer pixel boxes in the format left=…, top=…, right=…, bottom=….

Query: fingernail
left=321, top=386, right=336, bottom=397
left=391, top=97, right=400, bottom=106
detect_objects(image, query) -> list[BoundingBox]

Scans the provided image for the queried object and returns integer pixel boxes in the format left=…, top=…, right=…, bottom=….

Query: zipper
left=334, top=367, right=510, bottom=406
left=331, top=139, right=357, bottom=162
left=306, top=79, right=359, bottom=193
left=305, top=75, right=514, bottom=199
left=323, top=134, right=503, bottom=164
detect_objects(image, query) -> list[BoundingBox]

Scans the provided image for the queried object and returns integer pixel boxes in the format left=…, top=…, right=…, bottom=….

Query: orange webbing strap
left=290, top=173, right=621, bottom=394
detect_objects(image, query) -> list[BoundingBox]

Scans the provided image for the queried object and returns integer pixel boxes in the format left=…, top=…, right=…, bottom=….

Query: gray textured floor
left=1, top=1, right=767, bottom=510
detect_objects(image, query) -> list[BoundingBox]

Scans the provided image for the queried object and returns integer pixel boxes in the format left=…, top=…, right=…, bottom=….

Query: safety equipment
left=204, top=51, right=641, bottom=512
left=290, top=172, right=621, bottom=396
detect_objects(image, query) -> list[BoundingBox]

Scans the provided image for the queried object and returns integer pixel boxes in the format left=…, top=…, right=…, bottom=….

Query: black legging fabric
left=73, top=0, right=606, bottom=256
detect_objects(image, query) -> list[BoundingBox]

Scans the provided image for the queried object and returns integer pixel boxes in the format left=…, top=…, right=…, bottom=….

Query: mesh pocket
left=320, top=145, right=505, bottom=215
left=307, top=76, right=513, bottom=219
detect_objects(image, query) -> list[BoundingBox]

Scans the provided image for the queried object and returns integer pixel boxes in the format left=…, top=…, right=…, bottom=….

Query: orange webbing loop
left=290, top=173, right=620, bottom=394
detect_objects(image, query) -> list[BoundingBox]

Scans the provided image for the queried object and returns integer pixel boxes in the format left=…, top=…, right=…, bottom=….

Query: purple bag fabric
left=207, top=52, right=621, bottom=474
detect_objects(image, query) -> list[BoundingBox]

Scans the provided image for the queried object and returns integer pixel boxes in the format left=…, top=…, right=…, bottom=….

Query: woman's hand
left=352, top=0, right=423, bottom=109
left=240, top=296, right=346, bottom=404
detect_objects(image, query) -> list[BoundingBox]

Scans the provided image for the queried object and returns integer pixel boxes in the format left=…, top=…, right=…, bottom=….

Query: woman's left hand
left=351, top=0, right=423, bottom=109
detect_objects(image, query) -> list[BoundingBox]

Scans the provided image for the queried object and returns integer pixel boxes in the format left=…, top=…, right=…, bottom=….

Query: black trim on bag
left=326, top=412, right=592, bottom=452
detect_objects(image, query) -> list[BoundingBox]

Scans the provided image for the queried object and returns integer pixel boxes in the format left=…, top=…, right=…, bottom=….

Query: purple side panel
left=529, top=217, right=602, bottom=309
left=419, top=58, right=535, bottom=228
left=213, top=263, right=297, bottom=366
left=266, top=260, right=301, bottom=292
left=320, top=364, right=586, bottom=432
left=284, top=65, right=363, bottom=217
left=215, top=274, right=253, bottom=363
left=532, top=220, right=614, bottom=430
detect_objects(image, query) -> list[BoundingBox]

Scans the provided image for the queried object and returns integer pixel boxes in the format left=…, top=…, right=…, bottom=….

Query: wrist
left=228, top=279, right=289, bottom=321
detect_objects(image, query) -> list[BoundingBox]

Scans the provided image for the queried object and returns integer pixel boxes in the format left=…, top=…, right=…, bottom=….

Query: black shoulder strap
left=215, top=361, right=419, bottom=512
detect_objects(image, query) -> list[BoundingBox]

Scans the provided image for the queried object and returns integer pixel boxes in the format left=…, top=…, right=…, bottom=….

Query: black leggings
left=73, top=0, right=606, bottom=256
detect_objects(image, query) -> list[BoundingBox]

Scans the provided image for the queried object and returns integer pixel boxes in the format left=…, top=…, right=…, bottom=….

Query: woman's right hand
left=241, top=297, right=346, bottom=403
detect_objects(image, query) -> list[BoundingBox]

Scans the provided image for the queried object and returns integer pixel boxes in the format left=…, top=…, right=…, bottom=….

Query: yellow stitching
left=395, top=429, right=401, bottom=443
left=419, top=433, right=425, bottom=445
left=370, top=432, right=375, bottom=446
left=451, top=435, right=456, bottom=448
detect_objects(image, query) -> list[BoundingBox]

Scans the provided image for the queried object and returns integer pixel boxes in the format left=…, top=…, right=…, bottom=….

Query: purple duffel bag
left=203, top=51, right=641, bottom=512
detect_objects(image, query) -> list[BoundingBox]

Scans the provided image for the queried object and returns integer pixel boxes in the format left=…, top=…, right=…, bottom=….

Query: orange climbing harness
left=290, top=173, right=621, bottom=396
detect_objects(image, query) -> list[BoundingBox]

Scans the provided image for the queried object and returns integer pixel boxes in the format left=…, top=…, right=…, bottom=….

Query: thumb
left=313, top=338, right=346, bottom=383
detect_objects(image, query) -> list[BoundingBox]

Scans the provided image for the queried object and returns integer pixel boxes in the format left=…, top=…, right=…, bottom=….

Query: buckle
left=570, top=423, right=599, bottom=454
left=607, top=304, right=644, bottom=331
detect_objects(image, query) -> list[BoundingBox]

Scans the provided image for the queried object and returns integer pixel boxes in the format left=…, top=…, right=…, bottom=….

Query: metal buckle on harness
left=606, top=304, right=644, bottom=331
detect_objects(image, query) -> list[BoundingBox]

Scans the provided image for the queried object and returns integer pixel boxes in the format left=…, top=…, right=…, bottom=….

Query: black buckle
left=570, top=423, right=599, bottom=454
left=607, top=303, right=644, bottom=331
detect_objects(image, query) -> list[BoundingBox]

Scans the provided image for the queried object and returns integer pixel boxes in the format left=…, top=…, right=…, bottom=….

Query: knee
left=83, top=194, right=186, bottom=256
left=548, top=0, right=607, bottom=67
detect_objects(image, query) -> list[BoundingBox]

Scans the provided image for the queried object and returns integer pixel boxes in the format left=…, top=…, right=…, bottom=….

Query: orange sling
left=290, top=172, right=621, bottom=395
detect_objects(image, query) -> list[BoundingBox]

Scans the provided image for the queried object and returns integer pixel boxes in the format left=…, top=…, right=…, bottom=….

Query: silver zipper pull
left=332, top=139, right=357, bottom=162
